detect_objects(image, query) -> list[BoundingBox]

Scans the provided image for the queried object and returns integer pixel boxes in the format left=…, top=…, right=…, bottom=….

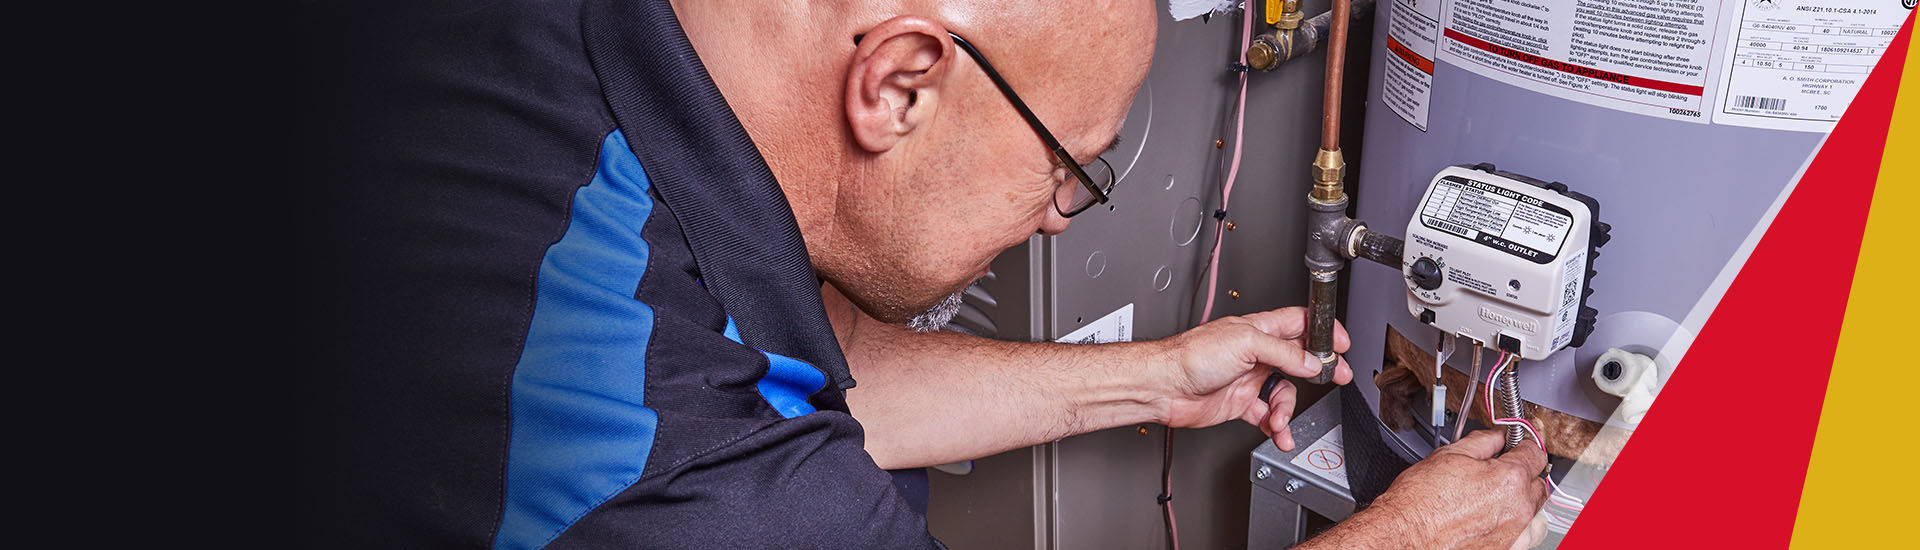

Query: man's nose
left=1037, top=209, right=1072, bottom=235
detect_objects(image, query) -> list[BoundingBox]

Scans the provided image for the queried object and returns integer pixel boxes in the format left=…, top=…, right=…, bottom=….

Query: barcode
left=1734, top=95, right=1787, bottom=110
left=1427, top=217, right=1475, bottom=238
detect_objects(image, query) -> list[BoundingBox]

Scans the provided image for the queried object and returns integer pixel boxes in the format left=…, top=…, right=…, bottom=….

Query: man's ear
left=845, top=17, right=955, bottom=154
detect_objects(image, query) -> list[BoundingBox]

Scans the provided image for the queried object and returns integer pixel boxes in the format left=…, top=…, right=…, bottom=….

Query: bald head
left=674, top=0, right=1157, bottom=324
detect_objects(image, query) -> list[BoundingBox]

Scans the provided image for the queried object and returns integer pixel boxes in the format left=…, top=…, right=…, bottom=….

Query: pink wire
left=1168, top=13, right=1255, bottom=550
left=1165, top=428, right=1181, bottom=550
left=1168, top=503, right=1180, bottom=550
left=1483, top=351, right=1509, bottom=422
left=1197, top=7, right=1254, bottom=323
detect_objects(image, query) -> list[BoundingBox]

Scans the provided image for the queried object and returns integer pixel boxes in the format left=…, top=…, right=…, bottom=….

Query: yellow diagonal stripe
left=1790, top=27, right=1920, bottom=548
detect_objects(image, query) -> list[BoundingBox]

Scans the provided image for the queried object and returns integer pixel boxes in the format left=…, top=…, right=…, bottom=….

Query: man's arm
left=823, top=282, right=1352, bottom=469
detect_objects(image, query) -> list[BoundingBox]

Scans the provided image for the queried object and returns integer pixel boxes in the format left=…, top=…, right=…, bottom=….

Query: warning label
left=1288, top=426, right=1350, bottom=489
left=1712, top=0, right=1909, bottom=132
left=1438, top=0, right=1728, bottom=123
left=1384, top=0, right=1445, bottom=130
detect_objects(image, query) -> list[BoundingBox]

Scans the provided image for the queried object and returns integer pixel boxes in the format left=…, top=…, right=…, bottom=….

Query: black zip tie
left=1213, top=209, right=1228, bottom=220
left=1156, top=493, right=1173, bottom=504
left=1227, top=62, right=1250, bottom=73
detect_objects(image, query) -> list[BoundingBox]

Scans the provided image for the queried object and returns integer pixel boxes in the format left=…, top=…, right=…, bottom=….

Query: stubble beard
left=905, top=288, right=966, bottom=333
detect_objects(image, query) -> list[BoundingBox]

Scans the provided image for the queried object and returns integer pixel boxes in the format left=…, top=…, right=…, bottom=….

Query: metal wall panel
left=928, top=1, right=1375, bottom=548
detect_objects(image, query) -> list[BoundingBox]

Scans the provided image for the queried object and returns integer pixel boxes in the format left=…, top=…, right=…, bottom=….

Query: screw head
left=1284, top=479, right=1304, bottom=493
left=1214, top=139, right=1225, bottom=149
left=1256, top=466, right=1272, bottom=480
left=1226, top=221, right=1237, bottom=231
left=1229, top=290, right=1241, bottom=299
left=1137, top=426, right=1149, bottom=436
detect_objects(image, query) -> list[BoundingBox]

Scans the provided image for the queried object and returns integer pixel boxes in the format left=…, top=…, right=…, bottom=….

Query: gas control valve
left=1403, top=163, right=1610, bottom=359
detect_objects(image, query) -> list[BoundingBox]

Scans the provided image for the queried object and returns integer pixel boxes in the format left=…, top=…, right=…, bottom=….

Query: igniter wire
left=1452, top=344, right=1483, bottom=441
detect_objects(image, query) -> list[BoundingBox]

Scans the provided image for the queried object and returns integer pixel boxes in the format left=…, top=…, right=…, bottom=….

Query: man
left=294, top=0, right=1547, bottom=548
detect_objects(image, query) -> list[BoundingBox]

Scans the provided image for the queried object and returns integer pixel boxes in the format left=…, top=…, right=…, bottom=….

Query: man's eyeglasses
left=856, top=31, right=1117, bottom=217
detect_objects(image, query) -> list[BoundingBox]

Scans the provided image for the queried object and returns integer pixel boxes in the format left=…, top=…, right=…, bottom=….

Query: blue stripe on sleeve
left=722, top=317, right=827, bottom=418
left=494, top=130, right=660, bottom=550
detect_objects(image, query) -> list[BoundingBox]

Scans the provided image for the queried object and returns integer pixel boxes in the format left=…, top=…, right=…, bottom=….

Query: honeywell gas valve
left=1403, top=164, right=1610, bottom=360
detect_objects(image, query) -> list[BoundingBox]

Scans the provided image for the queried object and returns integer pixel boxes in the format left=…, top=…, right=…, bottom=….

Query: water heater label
left=1056, top=303, right=1133, bottom=344
left=1711, top=0, right=1909, bottom=132
left=1383, top=0, right=1444, bottom=131
left=1437, top=0, right=1728, bottom=124
left=1419, top=175, right=1573, bottom=265
left=1552, top=250, right=1586, bottom=350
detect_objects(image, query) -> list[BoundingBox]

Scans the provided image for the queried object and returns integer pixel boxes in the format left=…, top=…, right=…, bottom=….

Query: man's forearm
left=1293, top=504, right=1425, bottom=549
left=826, top=285, right=1174, bottom=469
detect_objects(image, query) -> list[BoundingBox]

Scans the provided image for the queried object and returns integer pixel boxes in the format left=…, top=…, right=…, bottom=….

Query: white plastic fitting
left=1592, top=348, right=1661, bottom=425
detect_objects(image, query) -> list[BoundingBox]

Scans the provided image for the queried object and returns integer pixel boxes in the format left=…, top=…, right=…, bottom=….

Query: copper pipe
left=1320, top=0, right=1351, bottom=151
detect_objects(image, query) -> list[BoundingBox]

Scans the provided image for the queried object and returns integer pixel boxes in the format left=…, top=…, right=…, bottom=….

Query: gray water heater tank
left=1343, top=0, right=1899, bottom=452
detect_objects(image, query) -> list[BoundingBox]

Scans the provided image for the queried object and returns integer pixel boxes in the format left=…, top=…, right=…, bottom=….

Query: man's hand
left=1302, top=430, right=1550, bottom=549
left=1153, top=307, right=1352, bottom=451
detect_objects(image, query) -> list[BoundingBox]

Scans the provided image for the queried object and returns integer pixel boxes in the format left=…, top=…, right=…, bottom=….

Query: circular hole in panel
left=1084, top=250, right=1108, bottom=278
left=1171, top=196, right=1203, bottom=247
left=1152, top=265, right=1173, bottom=292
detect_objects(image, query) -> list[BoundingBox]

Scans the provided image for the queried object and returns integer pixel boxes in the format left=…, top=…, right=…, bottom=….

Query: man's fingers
left=1236, top=328, right=1322, bottom=379
left=1234, top=311, right=1350, bottom=365
left=1264, top=379, right=1297, bottom=450
left=1236, top=307, right=1309, bottom=339
left=1435, top=429, right=1507, bottom=459
left=1333, top=319, right=1351, bottom=353
left=1238, top=388, right=1272, bottom=433
left=1497, top=433, right=1550, bottom=473
left=1532, top=474, right=1551, bottom=508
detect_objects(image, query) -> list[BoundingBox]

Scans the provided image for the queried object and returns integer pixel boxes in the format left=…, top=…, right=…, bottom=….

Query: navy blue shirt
left=295, top=0, right=939, bottom=547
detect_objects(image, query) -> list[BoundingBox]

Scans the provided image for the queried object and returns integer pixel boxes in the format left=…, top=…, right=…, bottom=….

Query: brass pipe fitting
left=1247, top=37, right=1279, bottom=72
left=1270, top=0, right=1305, bottom=30
left=1311, top=148, right=1345, bottom=202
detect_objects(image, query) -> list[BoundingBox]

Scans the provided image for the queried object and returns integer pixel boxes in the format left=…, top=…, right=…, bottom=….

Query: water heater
left=1345, top=0, right=1892, bottom=456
